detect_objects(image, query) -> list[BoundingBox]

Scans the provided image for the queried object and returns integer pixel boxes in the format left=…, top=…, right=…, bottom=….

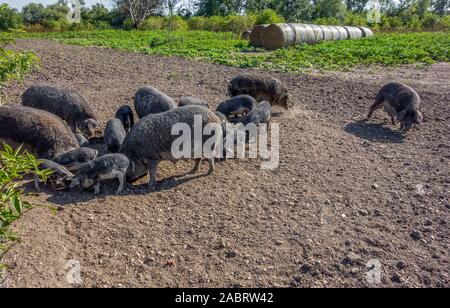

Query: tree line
left=0, top=0, right=448, bottom=32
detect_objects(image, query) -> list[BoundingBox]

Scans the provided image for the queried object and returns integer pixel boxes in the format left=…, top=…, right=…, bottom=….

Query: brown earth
left=2, top=39, right=449, bottom=288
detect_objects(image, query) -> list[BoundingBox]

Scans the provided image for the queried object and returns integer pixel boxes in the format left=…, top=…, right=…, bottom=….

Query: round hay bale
left=250, top=24, right=269, bottom=47
left=334, top=26, right=349, bottom=40
left=261, top=23, right=297, bottom=50
left=344, top=26, right=363, bottom=39
left=295, top=24, right=317, bottom=45
left=310, top=24, right=325, bottom=42
left=241, top=29, right=251, bottom=40
left=358, top=26, right=374, bottom=37
left=319, top=25, right=334, bottom=41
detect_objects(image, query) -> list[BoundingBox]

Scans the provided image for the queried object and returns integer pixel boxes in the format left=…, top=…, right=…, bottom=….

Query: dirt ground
left=2, top=39, right=449, bottom=288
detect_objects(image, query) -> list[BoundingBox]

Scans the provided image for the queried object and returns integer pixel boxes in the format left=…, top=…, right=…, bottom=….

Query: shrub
left=0, top=33, right=38, bottom=104
left=343, top=12, right=368, bottom=26
left=313, top=17, right=343, bottom=25
left=163, top=16, right=188, bottom=31
left=0, top=4, right=23, bottom=30
left=254, top=9, right=284, bottom=25
left=422, top=12, right=439, bottom=29
left=187, top=16, right=206, bottom=31
left=0, top=145, right=51, bottom=270
left=204, top=16, right=229, bottom=32
left=24, top=24, right=47, bottom=33
left=42, top=19, right=69, bottom=32
left=140, top=17, right=164, bottom=30
left=407, top=14, right=423, bottom=31
left=227, top=14, right=255, bottom=34
left=122, top=18, right=135, bottom=30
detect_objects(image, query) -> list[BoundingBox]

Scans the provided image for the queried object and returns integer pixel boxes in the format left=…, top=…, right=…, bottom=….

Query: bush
left=122, top=18, right=135, bottom=30
left=422, top=12, right=440, bottom=29
left=313, top=17, right=343, bottom=25
left=254, top=9, right=284, bottom=25
left=163, top=16, right=188, bottom=31
left=0, top=33, right=38, bottom=104
left=0, top=145, right=51, bottom=269
left=343, top=12, right=368, bottom=26
left=24, top=24, right=47, bottom=32
left=187, top=16, right=206, bottom=31
left=0, top=4, right=23, bottom=30
left=204, top=16, right=229, bottom=32
left=140, top=17, right=164, bottom=30
left=227, top=14, right=255, bottom=34
left=42, top=19, right=69, bottom=32
left=407, top=14, right=423, bottom=31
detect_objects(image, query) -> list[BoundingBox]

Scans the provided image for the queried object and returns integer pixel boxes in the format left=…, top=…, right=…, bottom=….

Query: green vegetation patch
left=18, top=30, right=450, bottom=72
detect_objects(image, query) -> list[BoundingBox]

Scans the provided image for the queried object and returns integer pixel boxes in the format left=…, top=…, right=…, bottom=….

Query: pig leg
left=148, top=160, right=159, bottom=187
left=206, top=158, right=215, bottom=175
left=367, top=97, right=385, bottom=119
left=384, top=103, right=398, bottom=125
left=34, top=175, right=41, bottom=192
left=116, top=173, right=126, bottom=195
left=188, top=159, right=202, bottom=175
left=94, top=181, right=100, bottom=195
left=50, top=181, right=57, bottom=193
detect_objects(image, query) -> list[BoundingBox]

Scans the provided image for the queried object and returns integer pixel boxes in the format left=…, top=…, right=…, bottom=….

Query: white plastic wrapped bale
left=344, top=26, right=363, bottom=39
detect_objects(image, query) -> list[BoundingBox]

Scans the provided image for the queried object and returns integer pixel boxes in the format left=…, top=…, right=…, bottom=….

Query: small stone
left=300, top=264, right=313, bottom=274
left=372, top=183, right=379, bottom=189
left=391, top=273, right=404, bottom=283
left=396, top=260, right=408, bottom=270
left=187, top=228, right=195, bottom=235
left=358, top=209, right=369, bottom=216
left=225, top=250, right=237, bottom=258
left=144, top=257, right=155, bottom=265
left=275, top=240, right=284, bottom=246
left=424, top=219, right=433, bottom=226
left=343, top=252, right=362, bottom=266
left=410, top=230, right=423, bottom=241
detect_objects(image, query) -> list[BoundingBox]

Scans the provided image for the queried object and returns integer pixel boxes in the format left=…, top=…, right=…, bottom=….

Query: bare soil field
left=3, top=39, right=449, bottom=288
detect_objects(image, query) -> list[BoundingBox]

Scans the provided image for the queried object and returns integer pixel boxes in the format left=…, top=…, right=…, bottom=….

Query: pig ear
left=397, top=109, right=408, bottom=121
left=414, top=110, right=423, bottom=123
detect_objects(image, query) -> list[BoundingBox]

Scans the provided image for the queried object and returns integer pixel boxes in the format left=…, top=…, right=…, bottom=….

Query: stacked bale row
left=249, top=23, right=373, bottom=50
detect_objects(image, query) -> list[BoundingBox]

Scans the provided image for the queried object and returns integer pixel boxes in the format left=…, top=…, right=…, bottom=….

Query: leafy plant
left=0, top=32, right=38, bottom=105
left=17, top=30, right=450, bottom=72
left=0, top=145, right=52, bottom=275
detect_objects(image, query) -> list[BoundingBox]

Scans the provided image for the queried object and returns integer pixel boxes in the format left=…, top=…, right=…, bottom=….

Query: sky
left=0, top=0, right=113, bottom=10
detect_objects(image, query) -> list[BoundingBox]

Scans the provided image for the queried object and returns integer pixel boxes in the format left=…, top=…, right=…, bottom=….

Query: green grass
left=17, top=30, right=450, bottom=72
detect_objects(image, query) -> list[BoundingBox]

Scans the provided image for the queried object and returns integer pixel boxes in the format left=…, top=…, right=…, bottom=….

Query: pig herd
left=0, top=74, right=423, bottom=196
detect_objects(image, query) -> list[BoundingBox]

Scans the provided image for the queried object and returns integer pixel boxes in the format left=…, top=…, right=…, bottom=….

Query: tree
left=114, top=0, right=163, bottom=29
left=274, top=0, right=314, bottom=21
left=345, top=0, right=370, bottom=13
left=0, top=4, right=23, bottom=30
left=314, top=0, right=346, bottom=18
left=246, top=0, right=275, bottom=13
left=415, top=0, right=432, bottom=18
left=432, top=0, right=449, bottom=15
left=195, top=0, right=245, bottom=16
left=196, top=0, right=231, bottom=16
left=22, top=3, right=46, bottom=25
left=84, top=3, right=111, bottom=24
